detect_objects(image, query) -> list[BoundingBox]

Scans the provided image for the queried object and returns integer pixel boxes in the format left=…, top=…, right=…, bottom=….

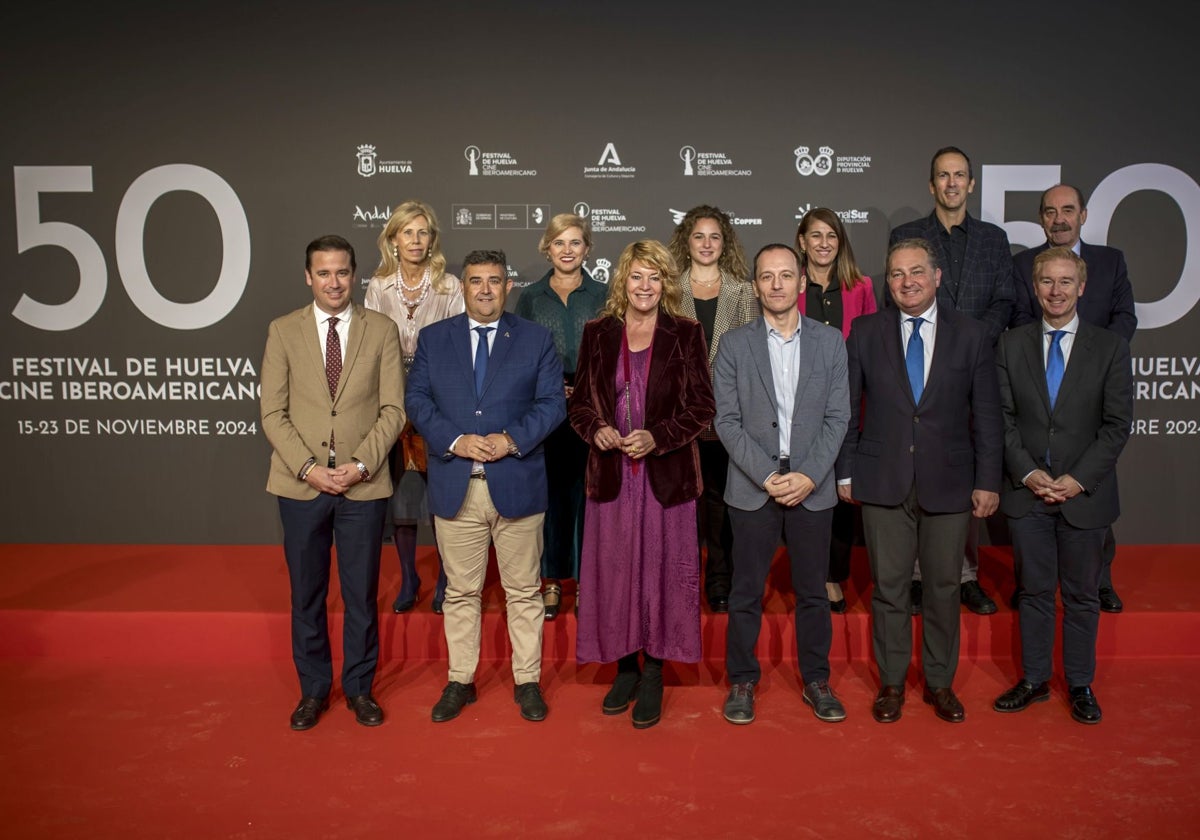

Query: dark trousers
left=828, top=499, right=860, bottom=583
left=726, top=502, right=834, bottom=685
left=278, top=494, right=387, bottom=699
left=1009, top=503, right=1104, bottom=687
left=698, top=437, right=734, bottom=599
left=541, top=418, right=588, bottom=581
left=862, top=485, right=971, bottom=689
left=1099, top=525, right=1117, bottom=589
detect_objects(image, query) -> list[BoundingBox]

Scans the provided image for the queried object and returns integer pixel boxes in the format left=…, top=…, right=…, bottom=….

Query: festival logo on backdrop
left=463, top=144, right=537, bottom=177
left=678, top=144, right=752, bottom=177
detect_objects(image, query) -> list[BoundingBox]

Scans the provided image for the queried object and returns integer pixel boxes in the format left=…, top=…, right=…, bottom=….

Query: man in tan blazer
left=261, top=235, right=404, bottom=731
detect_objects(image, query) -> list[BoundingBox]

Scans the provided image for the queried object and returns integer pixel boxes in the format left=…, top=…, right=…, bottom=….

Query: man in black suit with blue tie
left=1011, top=184, right=1137, bottom=612
left=838, top=238, right=1004, bottom=724
left=993, top=247, right=1132, bottom=723
left=888, top=146, right=1015, bottom=617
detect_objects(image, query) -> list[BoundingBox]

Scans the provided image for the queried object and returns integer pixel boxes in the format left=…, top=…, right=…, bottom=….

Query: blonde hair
left=537, top=213, right=592, bottom=257
left=602, top=240, right=683, bottom=320
left=373, top=200, right=454, bottom=293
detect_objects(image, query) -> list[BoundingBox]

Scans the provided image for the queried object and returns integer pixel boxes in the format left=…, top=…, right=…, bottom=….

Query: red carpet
left=1, top=543, right=1199, bottom=838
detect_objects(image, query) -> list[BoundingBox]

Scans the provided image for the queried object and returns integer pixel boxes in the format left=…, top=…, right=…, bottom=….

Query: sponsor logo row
left=353, top=203, right=869, bottom=232
left=356, top=142, right=871, bottom=179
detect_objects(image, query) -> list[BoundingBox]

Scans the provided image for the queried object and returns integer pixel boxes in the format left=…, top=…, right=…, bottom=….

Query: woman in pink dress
left=569, top=240, right=715, bottom=729
left=364, top=200, right=463, bottom=614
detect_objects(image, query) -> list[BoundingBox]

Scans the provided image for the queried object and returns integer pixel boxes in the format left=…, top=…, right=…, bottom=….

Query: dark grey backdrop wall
left=2, top=2, right=1196, bottom=544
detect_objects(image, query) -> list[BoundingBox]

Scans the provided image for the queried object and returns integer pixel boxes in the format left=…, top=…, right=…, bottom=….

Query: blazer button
left=331, top=410, right=337, bottom=416
left=909, top=445, right=915, bottom=453
left=913, top=416, right=919, bottom=423
left=321, top=440, right=328, bottom=447
left=771, top=422, right=778, bottom=428
left=475, top=410, right=483, bottom=416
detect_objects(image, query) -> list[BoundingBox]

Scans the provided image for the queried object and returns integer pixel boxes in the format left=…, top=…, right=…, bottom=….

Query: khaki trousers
left=435, top=477, right=545, bottom=685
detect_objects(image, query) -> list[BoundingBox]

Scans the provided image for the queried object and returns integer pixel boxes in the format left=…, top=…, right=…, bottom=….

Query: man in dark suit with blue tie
left=993, top=247, right=1132, bottom=723
left=405, top=249, right=566, bottom=724
left=1011, top=184, right=1137, bottom=612
left=888, top=146, right=1015, bottom=616
left=838, top=238, right=1004, bottom=724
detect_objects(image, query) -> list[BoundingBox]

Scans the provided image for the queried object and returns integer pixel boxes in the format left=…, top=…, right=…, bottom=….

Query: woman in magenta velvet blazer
left=795, top=207, right=876, bottom=611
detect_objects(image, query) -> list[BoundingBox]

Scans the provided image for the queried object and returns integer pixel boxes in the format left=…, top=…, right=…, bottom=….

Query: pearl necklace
left=397, top=266, right=431, bottom=314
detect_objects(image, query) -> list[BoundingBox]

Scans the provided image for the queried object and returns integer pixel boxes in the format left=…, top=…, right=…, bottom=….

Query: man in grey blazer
left=993, top=247, right=1132, bottom=724
left=714, top=244, right=850, bottom=725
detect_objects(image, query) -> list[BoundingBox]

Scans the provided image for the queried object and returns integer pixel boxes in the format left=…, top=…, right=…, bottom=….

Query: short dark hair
left=1039, top=183, right=1088, bottom=213
left=752, top=243, right=801, bottom=275
left=930, top=145, right=973, bottom=182
left=887, top=238, right=940, bottom=271
left=461, top=249, right=508, bottom=273
left=306, top=234, right=355, bottom=272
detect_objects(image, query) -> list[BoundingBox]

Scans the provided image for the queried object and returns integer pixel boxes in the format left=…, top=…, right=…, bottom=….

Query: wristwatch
left=501, top=431, right=520, bottom=457
left=353, top=460, right=371, bottom=482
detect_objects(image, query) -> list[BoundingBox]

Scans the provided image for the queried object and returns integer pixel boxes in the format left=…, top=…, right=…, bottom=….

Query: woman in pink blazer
left=795, top=207, right=876, bottom=611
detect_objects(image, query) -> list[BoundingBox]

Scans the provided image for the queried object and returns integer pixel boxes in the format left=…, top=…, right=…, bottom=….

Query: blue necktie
left=1046, top=330, right=1065, bottom=409
left=905, top=317, right=925, bottom=403
left=473, top=325, right=492, bottom=397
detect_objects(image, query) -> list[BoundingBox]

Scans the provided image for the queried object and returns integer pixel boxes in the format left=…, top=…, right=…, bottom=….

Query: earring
left=392, top=245, right=399, bottom=260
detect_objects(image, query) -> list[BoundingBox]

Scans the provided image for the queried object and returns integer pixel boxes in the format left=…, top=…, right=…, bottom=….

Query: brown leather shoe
left=923, top=686, right=965, bottom=723
left=872, top=685, right=904, bottom=723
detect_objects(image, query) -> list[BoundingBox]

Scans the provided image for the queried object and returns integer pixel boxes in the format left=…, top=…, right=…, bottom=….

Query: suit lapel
left=479, top=313, right=516, bottom=399
left=791, top=319, right=817, bottom=416
left=447, top=313, right=474, bottom=396
left=333, top=304, right=366, bottom=404
left=646, top=313, right=679, bottom=401
left=709, top=271, right=741, bottom=366
left=297, top=304, right=332, bottom=406
left=1020, top=324, right=1052, bottom=415
left=1055, top=322, right=1093, bottom=414
left=749, top=319, right=779, bottom=416
left=883, top=312, right=916, bottom=406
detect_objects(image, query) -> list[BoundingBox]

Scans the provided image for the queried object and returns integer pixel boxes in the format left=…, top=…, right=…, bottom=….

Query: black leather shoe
left=993, top=680, right=1050, bottom=713
left=514, top=683, right=548, bottom=721
left=872, top=686, right=904, bottom=723
left=723, top=682, right=755, bottom=725
left=708, top=595, right=729, bottom=614
left=290, top=696, right=328, bottom=731
left=1099, top=587, right=1124, bottom=613
left=961, top=580, right=998, bottom=615
left=431, top=682, right=477, bottom=722
left=1069, top=685, right=1102, bottom=724
left=431, top=598, right=444, bottom=615
left=802, top=680, right=847, bottom=722
left=910, top=581, right=923, bottom=615
left=346, top=694, right=384, bottom=726
left=923, top=686, right=965, bottom=723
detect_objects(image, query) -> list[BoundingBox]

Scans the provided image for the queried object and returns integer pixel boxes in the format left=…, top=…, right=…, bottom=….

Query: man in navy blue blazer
left=406, top=249, right=566, bottom=724
left=888, top=146, right=1015, bottom=617
left=1011, top=184, right=1137, bottom=612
